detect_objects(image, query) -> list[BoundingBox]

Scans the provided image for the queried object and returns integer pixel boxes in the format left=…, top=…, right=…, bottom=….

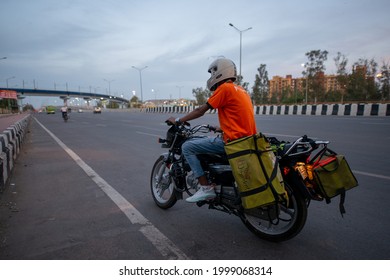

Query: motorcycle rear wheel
left=150, top=156, right=178, bottom=209
left=240, top=184, right=307, bottom=242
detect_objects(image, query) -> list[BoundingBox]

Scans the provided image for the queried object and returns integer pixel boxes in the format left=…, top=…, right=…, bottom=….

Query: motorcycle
left=150, top=122, right=333, bottom=242
left=62, top=111, right=69, bottom=122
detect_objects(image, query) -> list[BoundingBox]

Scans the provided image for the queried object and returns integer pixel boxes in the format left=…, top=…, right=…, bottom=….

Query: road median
left=0, top=113, right=31, bottom=190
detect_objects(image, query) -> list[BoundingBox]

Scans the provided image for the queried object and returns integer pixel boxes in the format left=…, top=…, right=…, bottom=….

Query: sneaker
left=186, top=185, right=216, bottom=203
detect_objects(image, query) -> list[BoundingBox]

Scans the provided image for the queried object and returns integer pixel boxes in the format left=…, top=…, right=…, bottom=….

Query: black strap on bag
left=253, top=134, right=280, bottom=202
left=238, top=157, right=279, bottom=197
left=339, top=190, right=346, bottom=217
left=226, top=148, right=257, bottom=160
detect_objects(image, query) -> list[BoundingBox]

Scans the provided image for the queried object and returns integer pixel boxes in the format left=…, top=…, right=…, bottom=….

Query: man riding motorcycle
left=167, top=57, right=257, bottom=203
left=61, top=105, right=68, bottom=119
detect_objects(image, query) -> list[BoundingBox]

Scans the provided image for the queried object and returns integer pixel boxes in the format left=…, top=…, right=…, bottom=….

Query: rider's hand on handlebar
left=165, top=117, right=190, bottom=126
left=166, top=117, right=176, bottom=125
left=208, top=125, right=222, bottom=133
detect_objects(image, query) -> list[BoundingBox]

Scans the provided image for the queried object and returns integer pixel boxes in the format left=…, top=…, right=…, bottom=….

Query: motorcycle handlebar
left=207, top=125, right=217, bottom=132
left=164, top=121, right=218, bottom=133
left=165, top=120, right=191, bottom=126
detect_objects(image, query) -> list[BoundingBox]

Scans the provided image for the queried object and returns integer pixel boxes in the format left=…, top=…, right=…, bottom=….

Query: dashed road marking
left=353, top=170, right=390, bottom=181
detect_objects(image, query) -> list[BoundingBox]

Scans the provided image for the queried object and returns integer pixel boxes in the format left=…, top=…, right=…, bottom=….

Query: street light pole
left=132, top=66, right=148, bottom=103
left=176, top=85, right=183, bottom=99
left=301, top=63, right=308, bottom=105
left=5, top=76, right=14, bottom=111
left=6, top=76, right=15, bottom=88
left=229, top=23, right=252, bottom=78
left=104, top=79, right=115, bottom=96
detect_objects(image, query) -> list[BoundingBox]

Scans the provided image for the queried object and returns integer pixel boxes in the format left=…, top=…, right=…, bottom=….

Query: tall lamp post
left=6, top=76, right=15, bottom=88
left=104, top=79, right=115, bottom=96
left=229, top=23, right=252, bottom=78
left=301, top=63, right=308, bottom=105
left=5, top=76, right=15, bottom=111
left=132, top=66, right=148, bottom=103
left=176, top=85, right=183, bottom=99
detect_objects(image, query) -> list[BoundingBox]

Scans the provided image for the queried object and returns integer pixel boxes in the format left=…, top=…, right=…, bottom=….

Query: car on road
left=46, top=106, right=56, bottom=114
left=93, top=107, right=102, bottom=114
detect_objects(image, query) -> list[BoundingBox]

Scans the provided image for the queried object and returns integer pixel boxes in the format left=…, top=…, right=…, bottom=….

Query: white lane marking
left=353, top=170, right=390, bottom=181
left=361, top=122, right=390, bottom=125
left=136, top=131, right=161, bottom=137
left=34, top=117, right=188, bottom=260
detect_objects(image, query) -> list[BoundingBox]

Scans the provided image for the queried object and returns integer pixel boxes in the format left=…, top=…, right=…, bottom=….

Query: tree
left=281, top=87, right=296, bottom=104
left=23, top=104, right=35, bottom=112
left=107, top=100, right=119, bottom=109
left=192, top=87, right=211, bottom=105
left=252, top=64, right=269, bottom=104
left=130, top=95, right=140, bottom=108
left=377, top=61, right=390, bottom=100
left=302, top=50, right=328, bottom=103
left=348, top=58, right=378, bottom=101
left=130, top=95, right=139, bottom=103
left=236, top=75, right=250, bottom=92
left=334, top=52, right=349, bottom=103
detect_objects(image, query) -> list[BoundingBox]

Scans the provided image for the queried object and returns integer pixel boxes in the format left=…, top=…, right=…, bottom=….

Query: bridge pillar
left=60, top=96, right=70, bottom=106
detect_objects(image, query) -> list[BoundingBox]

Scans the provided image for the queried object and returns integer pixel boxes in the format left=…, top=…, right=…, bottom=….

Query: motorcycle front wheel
left=240, top=183, right=307, bottom=242
left=150, top=156, right=178, bottom=209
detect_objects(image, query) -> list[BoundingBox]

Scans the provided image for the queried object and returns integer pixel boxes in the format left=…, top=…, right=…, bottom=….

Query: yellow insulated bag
left=224, top=133, right=286, bottom=209
left=311, top=148, right=358, bottom=215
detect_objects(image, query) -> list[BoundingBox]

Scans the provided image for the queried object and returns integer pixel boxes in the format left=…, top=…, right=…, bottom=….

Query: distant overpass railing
left=0, top=88, right=129, bottom=103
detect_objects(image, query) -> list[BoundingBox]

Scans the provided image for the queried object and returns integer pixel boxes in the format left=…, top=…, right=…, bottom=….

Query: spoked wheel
left=184, top=171, right=199, bottom=197
left=150, top=156, right=177, bottom=209
left=240, top=184, right=307, bottom=242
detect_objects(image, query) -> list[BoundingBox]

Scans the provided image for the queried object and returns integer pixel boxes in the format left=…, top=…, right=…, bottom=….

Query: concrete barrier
left=145, top=103, right=390, bottom=117
left=0, top=114, right=31, bottom=188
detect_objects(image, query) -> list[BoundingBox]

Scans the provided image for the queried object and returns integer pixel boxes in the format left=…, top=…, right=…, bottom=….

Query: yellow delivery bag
left=224, top=133, right=286, bottom=209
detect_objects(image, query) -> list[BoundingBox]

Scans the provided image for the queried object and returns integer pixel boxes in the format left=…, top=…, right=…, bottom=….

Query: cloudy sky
left=1, top=0, right=389, bottom=107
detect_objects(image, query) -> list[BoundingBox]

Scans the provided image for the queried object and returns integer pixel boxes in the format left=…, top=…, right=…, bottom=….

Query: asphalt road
left=1, top=110, right=389, bottom=260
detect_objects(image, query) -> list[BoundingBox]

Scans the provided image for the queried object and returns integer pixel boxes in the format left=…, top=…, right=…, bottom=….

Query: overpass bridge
left=0, top=87, right=129, bottom=106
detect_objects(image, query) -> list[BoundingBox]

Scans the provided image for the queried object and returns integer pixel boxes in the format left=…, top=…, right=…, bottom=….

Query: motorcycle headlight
left=165, top=126, right=177, bottom=147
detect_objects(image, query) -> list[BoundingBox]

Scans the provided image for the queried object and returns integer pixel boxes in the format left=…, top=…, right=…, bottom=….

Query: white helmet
left=207, top=58, right=237, bottom=91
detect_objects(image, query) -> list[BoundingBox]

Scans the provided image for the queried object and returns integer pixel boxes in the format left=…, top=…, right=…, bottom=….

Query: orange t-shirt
left=207, top=82, right=257, bottom=142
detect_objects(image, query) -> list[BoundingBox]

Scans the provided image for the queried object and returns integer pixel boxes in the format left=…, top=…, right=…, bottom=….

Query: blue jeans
left=182, top=136, right=225, bottom=178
